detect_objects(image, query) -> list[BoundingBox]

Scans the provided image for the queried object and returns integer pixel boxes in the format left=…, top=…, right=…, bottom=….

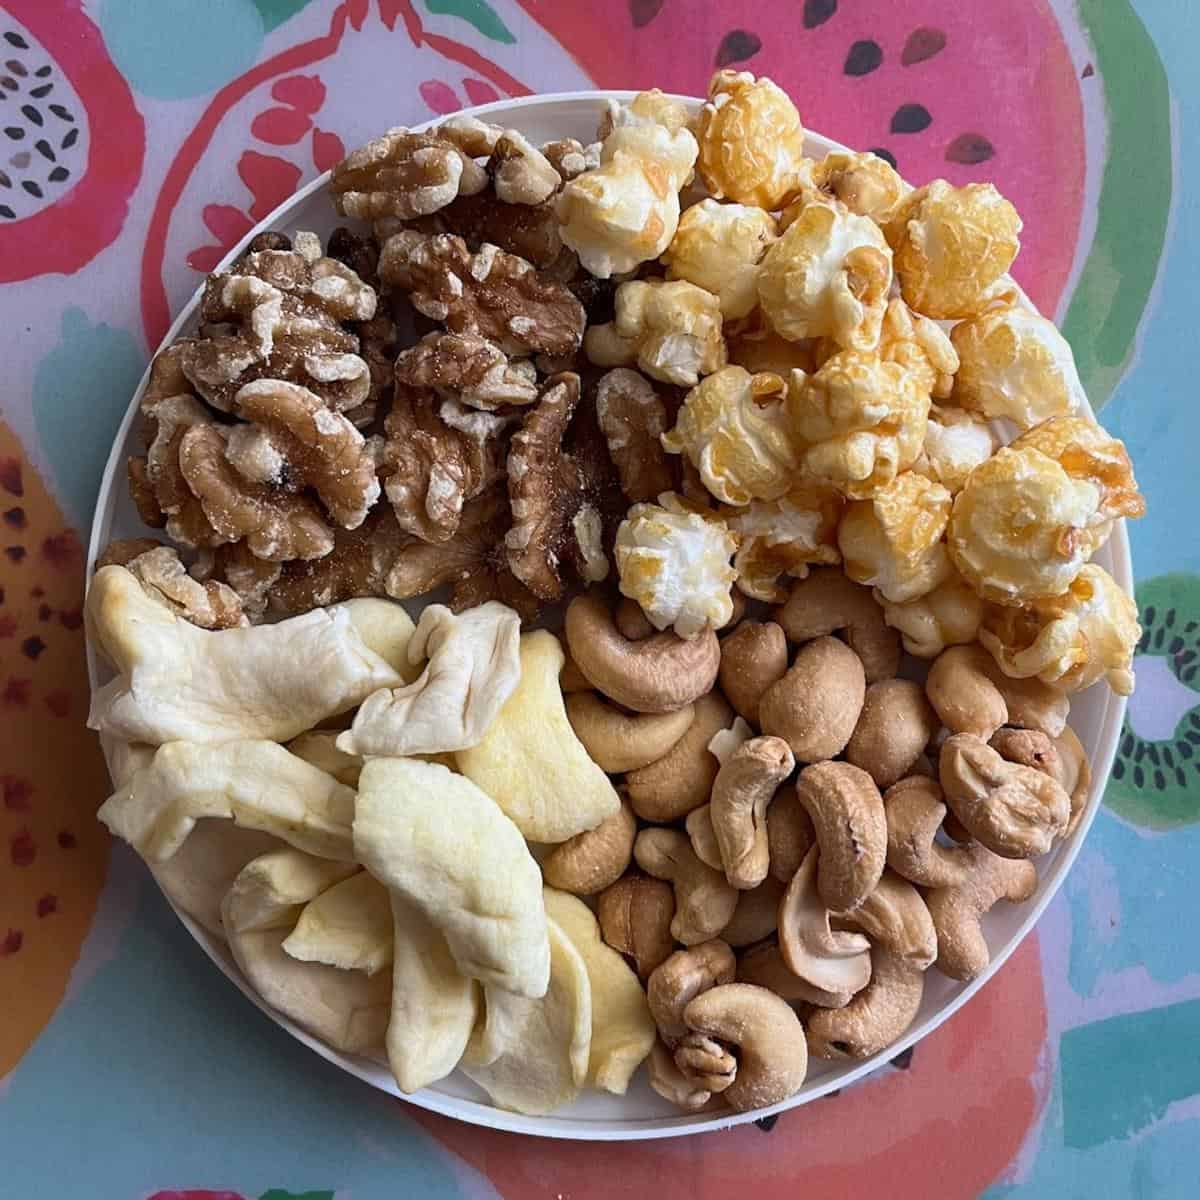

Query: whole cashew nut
left=766, top=786, right=815, bottom=884
left=559, top=643, right=592, bottom=693
left=882, top=775, right=972, bottom=889
left=647, top=1039, right=719, bottom=1111
left=565, top=691, right=696, bottom=773
left=711, top=736, right=796, bottom=889
left=845, top=679, right=938, bottom=789
left=542, top=799, right=638, bottom=895
left=685, top=804, right=723, bottom=870
left=992, top=724, right=1091, bottom=841
left=719, top=876, right=786, bottom=947
left=836, top=868, right=937, bottom=970
left=778, top=847, right=872, bottom=996
left=674, top=1033, right=738, bottom=1094
left=565, top=593, right=721, bottom=714
left=939, top=733, right=1070, bottom=858
left=616, top=596, right=655, bottom=641
left=635, top=827, right=739, bottom=945
left=718, top=620, right=789, bottom=725
left=626, top=692, right=733, bottom=823
left=925, top=843, right=1038, bottom=980
left=597, top=873, right=677, bottom=980
left=682, top=983, right=809, bottom=1112
left=759, top=636, right=866, bottom=763
left=794, top=761, right=887, bottom=911
left=806, top=948, right=925, bottom=1060
left=772, top=567, right=901, bottom=684
left=737, top=938, right=853, bottom=1007
left=647, top=939, right=736, bottom=1045
left=989, top=727, right=1062, bottom=779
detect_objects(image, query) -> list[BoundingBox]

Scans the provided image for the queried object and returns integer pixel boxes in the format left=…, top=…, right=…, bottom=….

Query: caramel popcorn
left=879, top=570, right=984, bottom=659
left=837, top=471, right=953, bottom=604
left=876, top=298, right=958, bottom=400
left=726, top=325, right=816, bottom=376
left=378, top=231, right=585, bottom=358
left=951, top=306, right=1085, bottom=429
left=809, top=151, right=906, bottom=225
left=584, top=279, right=725, bottom=387
left=913, top=403, right=999, bottom=494
left=661, top=199, right=778, bottom=320
left=948, top=445, right=1106, bottom=605
left=757, top=200, right=892, bottom=351
left=788, top=350, right=930, bottom=498
left=980, top=564, right=1140, bottom=695
left=594, top=367, right=675, bottom=502
left=886, top=180, right=1021, bottom=319
left=599, top=90, right=694, bottom=140
left=1010, top=416, right=1145, bottom=544
left=616, top=493, right=737, bottom=637
left=662, top=366, right=797, bottom=505
left=331, top=127, right=485, bottom=221
left=725, top=484, right=843, bottom=602
left=395, top=331, right=539, bottom=410
left=695, top=71, right=809, bottom=209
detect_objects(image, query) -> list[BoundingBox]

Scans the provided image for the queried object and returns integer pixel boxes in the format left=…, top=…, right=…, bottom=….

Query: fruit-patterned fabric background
left=1, top=0, right=1195, bottom=1195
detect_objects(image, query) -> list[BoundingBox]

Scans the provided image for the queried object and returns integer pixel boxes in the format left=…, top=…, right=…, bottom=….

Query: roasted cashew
left=683, top=983, right=809, bottom=1112
left=737, top=939, right=853, bottom=1007
left=882, top=775, right=972, bottom=889
left=766, top=786, right=815, bottom=884
left=806, top=948, right=924, bottom=1060
left=845, top=678, right=938, bottom=789
left=989, top=727, right=1062, bottom=778
left=925, top=844, right=1038, bottom=980
left=559, top=642, right=592, bottom=693
left=685, top=804, right=723, bottom=870
left=566, top=691, right=696, bottom=773
left=778, top=847, right=872, bottom=996
left=597, top=873, right=676, bottom=980
left=992, top=724, right=1091, bottom=840
left=674, top=1033, right=737, bottom=1094
left=616, top=596, right=655, bottom=641
left=836, top=869, right=936, bottom=970
left=646, top=940, right=736, bottom=1044
left=647, top=1039, right=717, bottom=1111
left=795, top=761, right=887, bottom=911
left=1055, top=725, right=1091, bottom=838
left=719, top=876, right=786, bottom=948
left=626, top=692, right=733, bottom=822
left=772, top=567, right=901, bottom=683
left=711, top=735, right=796, bottom=889
left=565, top=592, right=721, bottom=713
left=759, top=636, right=866, bottom=763
left=542, top=799, right=637, bottom=895
left=940, top=733, right=1070, bottom=858
left=635, top=828, right=739, bottom=945
left=718, top=620, right=788, bottom=725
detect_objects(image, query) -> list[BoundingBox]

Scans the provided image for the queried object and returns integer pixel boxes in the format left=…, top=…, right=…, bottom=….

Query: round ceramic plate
left=85, top=91, right=1132, bottom=1140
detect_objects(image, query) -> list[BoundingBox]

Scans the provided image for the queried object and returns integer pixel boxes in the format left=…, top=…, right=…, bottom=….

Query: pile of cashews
left=557, top=565, right=1089, bottom=1113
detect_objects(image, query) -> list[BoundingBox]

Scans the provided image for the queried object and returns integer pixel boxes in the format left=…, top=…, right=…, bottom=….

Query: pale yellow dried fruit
left=887, top=180, right=1021, bottom=319
left=838, top=472, right=953, bottom=604
left=725, top=484, right=844, bottom=603
left=616, top=493, right=737, bottom=638
left=758, top=201, right=892, bottom=350
left=913, top=404, right=999, bottom=495
left=788, top=350, right=930, bottom=499
left=980, top=563, right=1140, bottom=695
left=662, top=199, right=778, bottom=319
left=696, top=71, right=809, bottom=209
left=948, top=446, right=1106, bottom=605
left=584, top=279, right=725, bottom=388
left=878, top=570, right=983, bottom=659
left=662, top=366, right=797, bottom=505
left=951, top=306, right=1085, bottom=429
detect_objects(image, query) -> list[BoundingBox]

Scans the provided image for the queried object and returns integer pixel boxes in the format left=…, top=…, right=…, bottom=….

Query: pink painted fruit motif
left=0, top=0, right=144, bottom=282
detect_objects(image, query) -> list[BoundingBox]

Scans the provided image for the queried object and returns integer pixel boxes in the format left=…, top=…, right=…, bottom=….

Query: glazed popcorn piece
left=913, top=404, right=999, bottom=495
left=809, top=150, right=906, bottom=225
left=886, top=180, right=1022, bottom=319
left=662, top=366, right=797, bottom=505
left=951, top=306, right=1086, bottom=428
left=757, top=200, right=893, bottom=351
left=615, top=493, right=737, bottom=637
left=662, top=199, right=779, bottom=320
left=875, top=298, right=958, bottom=401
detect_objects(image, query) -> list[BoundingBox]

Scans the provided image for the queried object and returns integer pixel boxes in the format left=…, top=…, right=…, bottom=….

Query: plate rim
left=85, top=90, right=1132, bottom=1140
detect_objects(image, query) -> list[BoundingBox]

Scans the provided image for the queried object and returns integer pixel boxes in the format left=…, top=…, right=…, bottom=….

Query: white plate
left=85, top=91, right=1132, bottom=1140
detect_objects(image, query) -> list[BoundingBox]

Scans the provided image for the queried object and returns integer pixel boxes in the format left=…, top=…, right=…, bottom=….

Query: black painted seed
left=1187, top=732, right=1200, bottom=745
left=628, top=0, right=664, bottom=27
left=869, top=146, right=897, bottom=168
left=1186, top=621, right=1198, bottom=633
left=1112, top=758, right=1125, bottom=780
left=1178, top=650, right=1197, bottom=666
left=1121, top=731, right=1134, bottom=756
left=1, top=77, right=16, bottom=92
left=1164, top=746, right=1176, bottom=768
left=844, top=40, right=883, bottom=76
left=1134, top=765, right=1145, bottom=788
left=1154, top=769, right=1166, bottom=790
left=0, top=204, right=13, bottom=220
left=1144, top=605, right=1157, bottom=625
left=33, top=65, right=50, bottom=78
left=3, top=32, right=29, bottom=50
left=803, top=0, right=838, bottom=29
left=1184, top=665, right=1197, bottom=684
left=3, top=126, right=23, bottom=140
left=33, top=137, right=51, bottom=161
left=1166, top=607, right=1177, bottom=628
left=1135, top=742, right=1146, bottom=762
left=48, top=103, right=73, bottom=123
left=5, top=58, right=25, bottom=77
left=1178, top=767, right=1188, bottom=788
left=1169, top=636, right=1184, bottom=654
left=47, top=165, right=66, bottom=182
left=1189, top=712, right=1200, bottom=728
left=946, top=132, right=996, bottom=165
left=902, top=26, right=947, bottom=66
left=1154, top=627, right=1165, bottom=649
left=20, top=104, right=40, bottom=126
left=1180, top=741, right=1193, bottom=759
left=0, top=170, right=8, bottom=188
left=29, top=83, right=50, bottom=99
left=60, top=127, right=77, bottom=149
left=891, top=103, right=932, bottom=134
left=1147, top=744, right=1161, bottom=765
left=20, top=179, right=40, bottom=198
left=1137, top=632, right=1150, bottom=653
left=715, top=29, right=763, bottom=68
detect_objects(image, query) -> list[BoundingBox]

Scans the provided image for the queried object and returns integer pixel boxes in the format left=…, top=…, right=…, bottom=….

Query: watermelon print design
left=0, top=0, right=143, bottom=282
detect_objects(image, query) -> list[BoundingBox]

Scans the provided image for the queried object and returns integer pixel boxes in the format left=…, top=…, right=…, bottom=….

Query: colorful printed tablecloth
left=2, top=1, right=1197, bottom=1195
